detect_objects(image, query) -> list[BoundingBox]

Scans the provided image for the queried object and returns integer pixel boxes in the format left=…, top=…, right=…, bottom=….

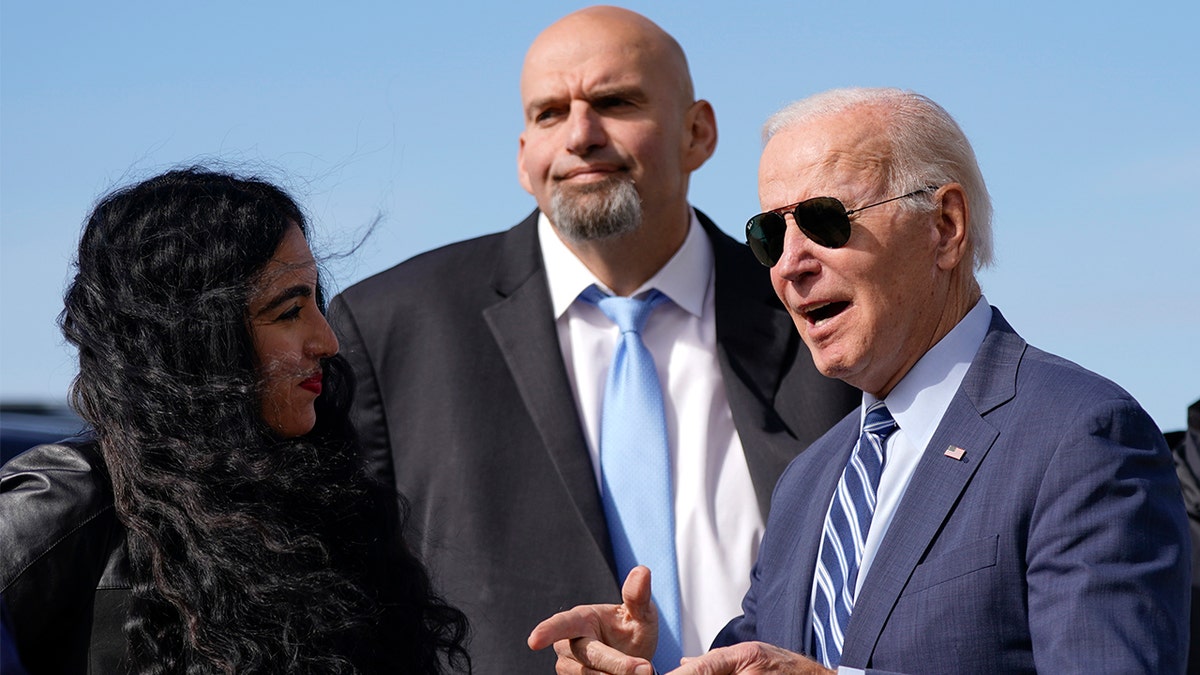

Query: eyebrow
left=525, top=85, right=647, bottom=118
left=253, top=285, right=312, bottom=317
left=587, top=85, right=646, bottom=103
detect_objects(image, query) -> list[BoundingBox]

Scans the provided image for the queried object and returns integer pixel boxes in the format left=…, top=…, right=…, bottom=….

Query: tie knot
left=862, top=401, right=897, bottom=439
left=582, top=285, right=668, bottom=334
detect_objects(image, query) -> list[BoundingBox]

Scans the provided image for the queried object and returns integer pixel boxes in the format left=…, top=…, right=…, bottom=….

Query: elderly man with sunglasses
left=529, top=87, right=1190, bottom=674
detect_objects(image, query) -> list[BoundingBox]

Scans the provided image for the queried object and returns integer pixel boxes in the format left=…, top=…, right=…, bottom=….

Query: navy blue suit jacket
left=715, top=308, right=1190, bottom=674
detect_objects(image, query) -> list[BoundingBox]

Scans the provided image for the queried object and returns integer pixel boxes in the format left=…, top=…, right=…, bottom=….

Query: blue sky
left=2, top=1, right=1197, bottom=432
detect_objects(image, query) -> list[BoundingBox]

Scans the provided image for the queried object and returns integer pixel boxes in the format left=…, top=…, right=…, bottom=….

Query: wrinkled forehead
left=758, top=115, right=892, bottom=210
left=521, top=41, right=650, bottom=94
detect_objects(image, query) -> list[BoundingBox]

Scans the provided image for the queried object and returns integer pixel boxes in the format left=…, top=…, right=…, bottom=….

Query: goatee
left=549, top=175, right=642, bottom=243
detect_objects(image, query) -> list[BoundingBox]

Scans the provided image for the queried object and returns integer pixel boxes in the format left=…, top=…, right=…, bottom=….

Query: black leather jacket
left=0, top=439, right=131, bottom=673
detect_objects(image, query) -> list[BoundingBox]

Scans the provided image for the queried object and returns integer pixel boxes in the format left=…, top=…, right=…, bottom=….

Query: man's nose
left=773, top=217, right=823, bottom=279
left=565, top=103, right=607, bottom=155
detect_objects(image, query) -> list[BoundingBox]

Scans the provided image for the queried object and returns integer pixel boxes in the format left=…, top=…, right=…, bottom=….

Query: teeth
left=802, top=302, right=830, bottom=317
left=802, top=301, right=846, bottom=325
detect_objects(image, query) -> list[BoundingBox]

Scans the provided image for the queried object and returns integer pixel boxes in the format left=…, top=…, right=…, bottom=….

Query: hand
left=528, top=566, right=661, bottom=675
left=668, top=642, right=833, bottom=675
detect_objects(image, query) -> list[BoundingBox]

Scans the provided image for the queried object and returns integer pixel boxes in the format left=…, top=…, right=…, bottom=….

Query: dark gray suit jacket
left=328, top=210, right=859, bottom=673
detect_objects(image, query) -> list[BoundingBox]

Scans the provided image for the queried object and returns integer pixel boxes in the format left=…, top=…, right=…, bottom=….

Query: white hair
left=764, top=88, right=994, bottom=270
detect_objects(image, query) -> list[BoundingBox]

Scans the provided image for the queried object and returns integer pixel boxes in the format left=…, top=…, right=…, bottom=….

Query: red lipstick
left=299, top=372, right=323, bottom=395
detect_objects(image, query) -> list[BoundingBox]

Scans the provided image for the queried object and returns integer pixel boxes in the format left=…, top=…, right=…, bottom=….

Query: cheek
left=254, top=346, right=302, bottom=430
left=259, top=371, right=314, bottom=438
left=637, top=136, right=678, bottom=176
left=873, top=262, right=930, bottom=329
left=519, top=145, right=542, bottom=178
left=769, top=273, right=788, bottom=304
left=521, top=134, right=555, bottom=174
left=255, top=329, right=305, bottom=371
left=260, top=367, right=292, bottom=415
left=260, top=352, right=303, bottom=399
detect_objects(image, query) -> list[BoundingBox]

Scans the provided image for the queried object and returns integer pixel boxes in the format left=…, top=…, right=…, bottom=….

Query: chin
left=814, top=360, right=848, bottom=382
left=809, top=347, right=859, bottom=385
left=285, top=418, right=318, bottom=438
left=266, top=410, right=318, bottom=439
left=800, top=336, right=834, bottom=373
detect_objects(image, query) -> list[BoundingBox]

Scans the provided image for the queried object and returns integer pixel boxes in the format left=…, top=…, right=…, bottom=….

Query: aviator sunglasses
left=745, top=185, right=939, bottom=267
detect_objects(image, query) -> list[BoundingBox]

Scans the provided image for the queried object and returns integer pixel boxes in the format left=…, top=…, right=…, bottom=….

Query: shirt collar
left=538, top=208, right=713, bottom=318
left=864, top=297, right=992, bottom=452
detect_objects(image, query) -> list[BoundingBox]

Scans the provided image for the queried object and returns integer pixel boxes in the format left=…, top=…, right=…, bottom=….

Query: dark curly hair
left=60, top=167, right=470, bottom=673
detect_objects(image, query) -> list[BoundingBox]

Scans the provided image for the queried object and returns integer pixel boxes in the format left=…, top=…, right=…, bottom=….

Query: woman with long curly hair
left=0, top=168, right=470, bottom=673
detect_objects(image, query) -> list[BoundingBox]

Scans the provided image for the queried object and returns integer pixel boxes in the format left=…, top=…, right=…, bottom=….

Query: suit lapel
left=481, top=213, right=613, bottom=568
left=704, top=213, right=807, bottom=514
left=841, top=310, right=1025, bottom=665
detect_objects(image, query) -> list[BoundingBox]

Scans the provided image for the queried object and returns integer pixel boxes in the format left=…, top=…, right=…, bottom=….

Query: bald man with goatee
left=329, top=7, right=857, bottom=672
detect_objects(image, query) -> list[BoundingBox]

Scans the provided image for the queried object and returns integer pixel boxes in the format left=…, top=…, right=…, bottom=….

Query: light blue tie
left=811, top=401, right=897, bottom=668
left=581, top=285, right=682, bottom=673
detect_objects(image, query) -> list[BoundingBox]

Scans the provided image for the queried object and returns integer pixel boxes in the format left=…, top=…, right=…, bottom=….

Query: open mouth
left=802, top=301, right=850, bottom=325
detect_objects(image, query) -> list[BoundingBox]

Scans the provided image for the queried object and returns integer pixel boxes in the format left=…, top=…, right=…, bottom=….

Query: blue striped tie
left=811, top=401, right=897, bottom=667
left=581, top=285, right=682, bottom=673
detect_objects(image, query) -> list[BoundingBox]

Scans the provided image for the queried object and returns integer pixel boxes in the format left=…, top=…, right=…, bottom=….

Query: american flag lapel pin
left=943, top=445, right=966, bottom=461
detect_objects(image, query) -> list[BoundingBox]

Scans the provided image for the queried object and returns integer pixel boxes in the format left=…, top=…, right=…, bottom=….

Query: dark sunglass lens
left=746, top=212, right=786, bottom=267
left=794, top=197, right=851, bottom=248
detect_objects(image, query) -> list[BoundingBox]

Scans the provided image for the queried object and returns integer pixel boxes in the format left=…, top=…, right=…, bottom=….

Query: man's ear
left=517, top=133, right=533, bottom=195
left=934, top=183, right=971, bottom=272
left=681, top=99, right=718, bottom=172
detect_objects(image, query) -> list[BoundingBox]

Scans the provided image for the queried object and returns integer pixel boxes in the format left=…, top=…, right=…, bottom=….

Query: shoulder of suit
left=1008, top=338, right=1140, bottom=408
left=337, top=228, right=511, bottom=301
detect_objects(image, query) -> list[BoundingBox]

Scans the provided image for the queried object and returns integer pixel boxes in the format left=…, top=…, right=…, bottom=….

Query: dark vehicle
left=0, top=402, right=87, bottom=464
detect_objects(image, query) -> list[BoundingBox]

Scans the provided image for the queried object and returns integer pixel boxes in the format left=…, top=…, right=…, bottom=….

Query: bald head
left=521, top=6, right=694, bottom=113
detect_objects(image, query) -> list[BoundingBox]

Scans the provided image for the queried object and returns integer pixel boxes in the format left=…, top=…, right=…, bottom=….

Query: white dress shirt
left=829, top=297, right=992, bottom=675
left=539, top=210, right=764, bottom=657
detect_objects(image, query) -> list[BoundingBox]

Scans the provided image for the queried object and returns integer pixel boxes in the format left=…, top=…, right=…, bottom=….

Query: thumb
left=667, top=647, right=737, bottom=675
left=622, top=566, right=657, bottom=623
